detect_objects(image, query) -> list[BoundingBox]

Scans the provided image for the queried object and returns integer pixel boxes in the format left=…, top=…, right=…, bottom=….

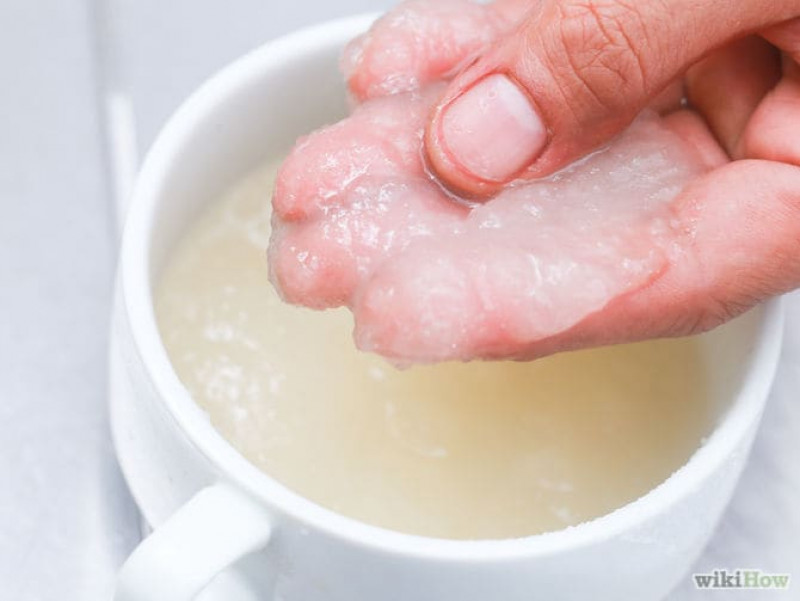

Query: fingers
left=273, top=123, right=403, bottom=222
left=520, top=159, right=800, bottom=359
left=737, top=45, right=800, bottom=165
left=272, top=89, right=435, bottom=221
left=685, top=36, right=781, bottom=158
left=353, top=230, right=664, bottom=362
left=341, top=0, right=513, bottom=102
left=270, top=178, right=463, bottom=309
left=424, top=0, right=800, bottom=198
left=762, top=17, right=800, bottom=62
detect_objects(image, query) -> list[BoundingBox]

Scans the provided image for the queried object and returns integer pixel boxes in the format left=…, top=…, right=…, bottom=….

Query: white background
left=0, top=1, right=797, bottom=599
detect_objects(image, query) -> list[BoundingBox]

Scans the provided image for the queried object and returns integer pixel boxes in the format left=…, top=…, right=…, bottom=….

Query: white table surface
left=0, top=2, right=796, bottom=599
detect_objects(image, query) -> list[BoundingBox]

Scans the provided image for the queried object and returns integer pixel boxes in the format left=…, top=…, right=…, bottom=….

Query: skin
left=424, top=0, right=800, bottom=358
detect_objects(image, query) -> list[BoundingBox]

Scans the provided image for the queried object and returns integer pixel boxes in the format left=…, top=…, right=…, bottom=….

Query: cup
left=110, top=13, right=784, bottom=601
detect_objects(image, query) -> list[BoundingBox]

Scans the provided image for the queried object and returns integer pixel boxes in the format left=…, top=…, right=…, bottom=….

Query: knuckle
left=552, top=0, right=654, bottom=109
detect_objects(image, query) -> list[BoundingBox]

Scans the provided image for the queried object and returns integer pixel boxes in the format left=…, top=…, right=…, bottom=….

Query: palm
left=541, top=33, right=800, bottom=355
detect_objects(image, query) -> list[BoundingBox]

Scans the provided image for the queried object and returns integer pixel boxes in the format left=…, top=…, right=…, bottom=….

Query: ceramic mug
left=110, top=13, right=784, bottom=601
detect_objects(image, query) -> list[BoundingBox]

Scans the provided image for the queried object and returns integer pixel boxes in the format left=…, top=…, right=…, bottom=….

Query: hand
left=274, top=0, right=800, bottom=362
left=421, top=0, right=800, bottom=355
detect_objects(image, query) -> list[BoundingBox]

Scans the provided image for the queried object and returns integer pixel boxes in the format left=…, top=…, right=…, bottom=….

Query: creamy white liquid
left=155, top=162, right=714, bottom=540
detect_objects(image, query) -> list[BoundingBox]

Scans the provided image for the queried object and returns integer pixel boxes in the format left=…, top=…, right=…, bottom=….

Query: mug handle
left=115, top=483, right=273, bottom=601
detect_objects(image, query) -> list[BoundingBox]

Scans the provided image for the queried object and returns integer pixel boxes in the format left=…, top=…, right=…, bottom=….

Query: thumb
left=425, top=0, right=797, bottom=197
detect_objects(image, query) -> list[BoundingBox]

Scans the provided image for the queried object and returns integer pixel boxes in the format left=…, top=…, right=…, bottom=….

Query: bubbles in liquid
left=155, top=161, right=714, bottom=540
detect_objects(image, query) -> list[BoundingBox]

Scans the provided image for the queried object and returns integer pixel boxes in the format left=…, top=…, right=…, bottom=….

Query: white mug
left=110, top=13, right=785, bottom=601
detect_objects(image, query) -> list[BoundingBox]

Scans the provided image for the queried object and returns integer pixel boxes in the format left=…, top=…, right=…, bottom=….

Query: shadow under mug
left=110, top=13, right=785, bottom=601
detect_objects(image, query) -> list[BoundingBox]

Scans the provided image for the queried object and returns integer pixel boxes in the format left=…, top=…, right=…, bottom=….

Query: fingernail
left=439, top=74, right=547, bottom=182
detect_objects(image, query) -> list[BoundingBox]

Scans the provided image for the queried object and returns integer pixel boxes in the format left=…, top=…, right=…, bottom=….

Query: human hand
left=271, top=0, right=800, bottom=362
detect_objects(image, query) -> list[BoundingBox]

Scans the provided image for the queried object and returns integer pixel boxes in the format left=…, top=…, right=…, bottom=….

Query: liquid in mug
left=155, top=161, right=715, bottom=540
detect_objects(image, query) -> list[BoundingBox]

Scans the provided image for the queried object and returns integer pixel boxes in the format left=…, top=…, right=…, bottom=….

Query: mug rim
left=120, top=13, right=785, bottom=561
